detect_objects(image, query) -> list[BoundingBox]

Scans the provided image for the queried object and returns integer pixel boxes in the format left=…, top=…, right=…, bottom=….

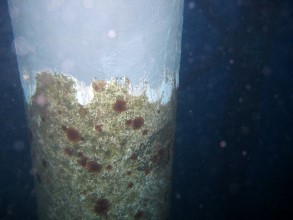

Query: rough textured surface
left=28, top=72, right=177, bottom=219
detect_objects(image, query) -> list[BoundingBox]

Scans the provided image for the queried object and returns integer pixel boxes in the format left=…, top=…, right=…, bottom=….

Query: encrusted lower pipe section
left=28, top=71, right=176, bottom=220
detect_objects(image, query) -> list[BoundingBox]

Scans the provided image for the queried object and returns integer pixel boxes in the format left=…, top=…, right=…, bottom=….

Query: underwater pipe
left=8, top=0, right=183, bottom=219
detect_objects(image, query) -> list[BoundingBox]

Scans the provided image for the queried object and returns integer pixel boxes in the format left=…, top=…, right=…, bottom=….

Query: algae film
left=27, top=71, right=177, bottom=219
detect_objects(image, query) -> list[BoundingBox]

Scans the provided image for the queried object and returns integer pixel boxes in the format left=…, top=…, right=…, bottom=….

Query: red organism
left=131, top=117, right=144, bottom=130
left=94, top=199, right=110, bottom=215
left=112, top=99, right=127, bottom=113
left=65, top=127, right=81, bottom=143
left=86, top=161, right=102, bottom=173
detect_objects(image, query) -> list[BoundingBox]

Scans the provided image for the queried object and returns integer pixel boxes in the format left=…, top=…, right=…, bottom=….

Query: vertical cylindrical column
left=8, top=0, right=183, bottom=219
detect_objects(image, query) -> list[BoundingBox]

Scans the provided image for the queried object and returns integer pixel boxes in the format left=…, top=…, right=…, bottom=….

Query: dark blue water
left=1, top=0, right=292, bottom=219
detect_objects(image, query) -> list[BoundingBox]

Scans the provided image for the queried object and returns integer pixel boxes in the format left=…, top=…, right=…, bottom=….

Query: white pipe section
left=8, top=0, right=183, bottom=104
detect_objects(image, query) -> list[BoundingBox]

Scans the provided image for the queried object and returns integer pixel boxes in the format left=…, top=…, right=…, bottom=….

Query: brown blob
left=94, top=199, right=110, bottom=215
left=112, top=99, right=127, bottom=113
left=95, top=124, right=103, bottom=132
left=130, top=153, right=138, bottom=160
left=92, top=80, right=106, bottom=92
left=126, top=170, right=132, bottom=176
left=65, top=127, right=81, bottom=143
left=86, top=161, right=102, bottom=173
left=77, top=156, right=88, bottom=167
left=127, top=182, right=134, bottom=189
left=131, top=117, right=144, bottom=130
left=142, top=129, right=148, bottom=135
left=64, top=147, right=74, bottom=156
left=134, top=211, right=144, bottom=219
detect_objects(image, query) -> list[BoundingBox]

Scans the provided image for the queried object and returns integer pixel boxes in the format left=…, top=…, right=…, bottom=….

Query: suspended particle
left=219, top=140, right=227, bottom=148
